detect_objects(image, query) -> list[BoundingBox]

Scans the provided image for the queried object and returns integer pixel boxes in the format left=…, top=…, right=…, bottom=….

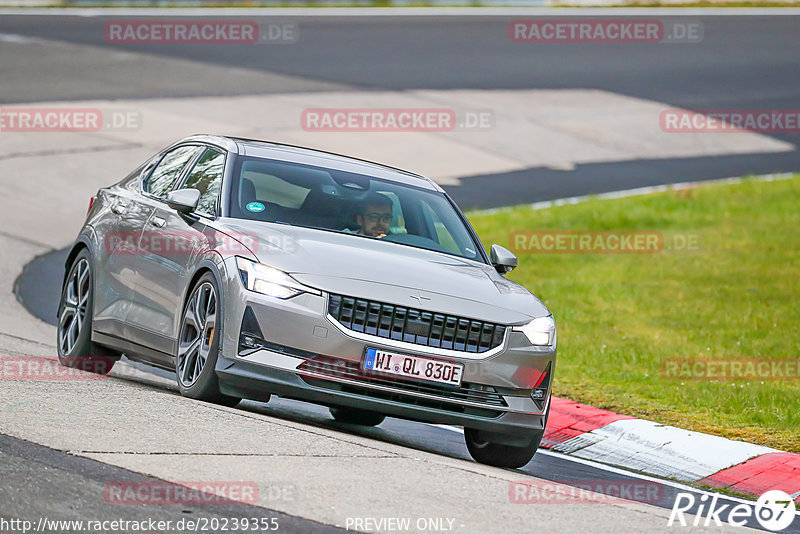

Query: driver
left=356, top=192, right=394, bottom=238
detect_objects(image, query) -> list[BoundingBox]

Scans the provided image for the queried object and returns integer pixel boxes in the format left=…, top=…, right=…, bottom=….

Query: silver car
left=57, top=135, right=556, bottom=468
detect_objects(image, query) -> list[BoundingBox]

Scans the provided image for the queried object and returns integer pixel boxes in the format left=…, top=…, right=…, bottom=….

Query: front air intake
left=327, top=294, right=506, bottom=353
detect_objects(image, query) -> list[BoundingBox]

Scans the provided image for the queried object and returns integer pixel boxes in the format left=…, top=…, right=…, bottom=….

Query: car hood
left=219, top=219, right=550, bottom=324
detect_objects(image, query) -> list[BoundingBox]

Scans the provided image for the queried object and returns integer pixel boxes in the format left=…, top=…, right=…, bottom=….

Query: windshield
left=228, top=157, right=484, bottom=262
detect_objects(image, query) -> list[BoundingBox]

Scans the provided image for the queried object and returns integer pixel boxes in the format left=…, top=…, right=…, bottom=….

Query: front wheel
left=329, top=406, right=386, bottom=426
left=464, top=428, right=542, bottom=468
left=175, top=273, right=241, bottom=408
left=57, top=249, right=118, bottom=375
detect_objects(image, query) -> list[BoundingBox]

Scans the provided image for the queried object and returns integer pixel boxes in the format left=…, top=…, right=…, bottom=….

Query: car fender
left=58, top=229, right=98, bottom=319
left=175, top=252, right=228, bottom=348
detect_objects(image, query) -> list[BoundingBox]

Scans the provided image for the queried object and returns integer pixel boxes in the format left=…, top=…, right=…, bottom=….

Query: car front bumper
left=216, top=257, right=555, bottom=438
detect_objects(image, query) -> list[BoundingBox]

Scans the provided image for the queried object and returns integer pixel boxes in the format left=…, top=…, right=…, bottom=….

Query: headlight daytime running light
left=236, top=257, right=320, bottom=300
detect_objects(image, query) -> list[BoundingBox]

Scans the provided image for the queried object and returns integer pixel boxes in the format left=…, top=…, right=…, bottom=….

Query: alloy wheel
left=58, top=258, right=90, bottom=356
left=177, top=282, right=217, bottom=387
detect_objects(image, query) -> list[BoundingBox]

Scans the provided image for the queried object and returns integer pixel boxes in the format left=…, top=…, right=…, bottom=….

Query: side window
left=183, top=148, right=225, bottom=216
left=121, top=156, right=159, bottom=192
left=144, top=145, right=200, bottom=198
left=139, top=156, right=159, bottom=181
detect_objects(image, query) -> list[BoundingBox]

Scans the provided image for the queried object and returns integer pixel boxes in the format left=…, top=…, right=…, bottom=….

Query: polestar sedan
left=57, top=135, right=556, bottom=468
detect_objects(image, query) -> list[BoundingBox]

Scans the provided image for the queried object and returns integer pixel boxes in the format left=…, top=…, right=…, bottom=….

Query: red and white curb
left=542, top=397, right=800, bottom=502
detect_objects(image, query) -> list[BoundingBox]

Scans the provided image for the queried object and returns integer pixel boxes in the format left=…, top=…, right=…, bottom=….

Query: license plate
left=362, top=348, right=463, bottom=387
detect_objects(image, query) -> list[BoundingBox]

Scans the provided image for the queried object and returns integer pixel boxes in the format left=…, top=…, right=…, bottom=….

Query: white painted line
left=537, top=449, right=796, bottom=509
left=468, top=172, right=796, bottom=216
left=560, top=419, right=777, bottom=481
left=0, top=32, right=45, bottom=44
left=433, top=423, right=771, bottom=507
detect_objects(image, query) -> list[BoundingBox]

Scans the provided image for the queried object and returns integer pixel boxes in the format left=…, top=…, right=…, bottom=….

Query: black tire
left=57, top=249, right=119, bottom=375
left=329, top=406, right=386, bottom=426
left=464, top=428, right=542, bottom=468
left=175, top=272, right=241, bottom=408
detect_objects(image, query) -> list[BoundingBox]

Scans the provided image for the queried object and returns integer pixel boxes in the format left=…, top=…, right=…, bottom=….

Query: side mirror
left=166, top=188, right=200, bottom=214
left=490, top=244, right=517, bottom=274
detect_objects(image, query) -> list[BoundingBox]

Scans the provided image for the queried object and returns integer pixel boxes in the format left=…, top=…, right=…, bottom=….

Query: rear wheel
left=176, top=273, right=241, bottom=407
left=464, top=428, right=542, bottom=468
left=57, top=249, right=118, bottom=375
left=329, top=406, right=386, bottom=426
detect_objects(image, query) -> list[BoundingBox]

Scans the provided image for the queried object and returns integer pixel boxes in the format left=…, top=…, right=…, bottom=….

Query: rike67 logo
left=669, top=490, right=797, bottom=531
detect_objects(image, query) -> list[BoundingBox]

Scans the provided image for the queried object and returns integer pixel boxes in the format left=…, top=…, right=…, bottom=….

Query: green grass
left=598, top=1, right=800, bottom=6
left=468, top=176, right=800, bottom=453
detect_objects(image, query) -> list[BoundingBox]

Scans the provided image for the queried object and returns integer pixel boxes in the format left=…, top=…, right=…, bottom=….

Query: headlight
left=514, top=315, right=556, bottom=346
left=236, top=257, right=320, bottom=300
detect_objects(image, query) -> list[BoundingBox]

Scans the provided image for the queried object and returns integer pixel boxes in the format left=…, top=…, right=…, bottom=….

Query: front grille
left=328, top=293, right=506, bottom=353
left=298, top=356, right=507, bottom=408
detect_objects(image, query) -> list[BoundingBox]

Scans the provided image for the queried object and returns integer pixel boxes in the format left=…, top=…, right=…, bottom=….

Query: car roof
left=179, top=134, right=442, bottom=192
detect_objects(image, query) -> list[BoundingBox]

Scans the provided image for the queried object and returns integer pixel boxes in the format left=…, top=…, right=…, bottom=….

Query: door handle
left=149, top=216, right=166, bottom=228
left=111, top=203, right=127, bottom=215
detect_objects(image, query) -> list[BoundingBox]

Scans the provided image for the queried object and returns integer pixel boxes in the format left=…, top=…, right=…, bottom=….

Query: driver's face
left=357, top=204, right=393, bottom=237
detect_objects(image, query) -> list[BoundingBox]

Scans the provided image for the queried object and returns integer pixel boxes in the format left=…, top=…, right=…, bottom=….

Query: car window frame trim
left=139, top=143, right=204, bottom=203
left=173, top=144, right=228, bottom=220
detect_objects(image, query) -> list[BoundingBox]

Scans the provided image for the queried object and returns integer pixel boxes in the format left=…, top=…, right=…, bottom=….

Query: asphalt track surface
left=0, top=434, right=344, bottom=534
left=3, top=10, right=800, bottom=533
left=2, top=13, right=800, bottom=209
left=1, top=14, right=800, bottom=112
left=2, top=356, right=781, bottom=533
